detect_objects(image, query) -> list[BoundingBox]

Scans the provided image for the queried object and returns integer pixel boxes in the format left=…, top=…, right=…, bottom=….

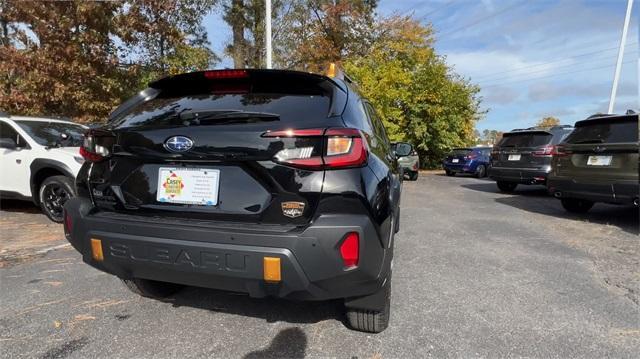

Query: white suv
left=0, top=114, right=87, bottom=222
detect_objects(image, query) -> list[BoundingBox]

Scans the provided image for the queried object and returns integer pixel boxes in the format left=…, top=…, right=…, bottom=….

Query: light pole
left=265, top=0, right=272, bottom=69
left=608, top=0, right=634, bottom=114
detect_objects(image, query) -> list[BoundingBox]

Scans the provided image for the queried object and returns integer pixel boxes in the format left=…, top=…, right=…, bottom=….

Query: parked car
left=0, top=114, right=87, bottom=222
left=63, top=69, right=411, bottom=333
left=397, top=145, right=419, bottom=180
left=442, top=147, right=491, bottom=178
left=489, top=125, right=574, bottom=192
left=548, top=113, right=639, bottom=213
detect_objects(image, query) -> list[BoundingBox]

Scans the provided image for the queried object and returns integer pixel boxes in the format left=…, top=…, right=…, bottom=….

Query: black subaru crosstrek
left=64, top=69, right=411, bottom=333
left=490, top=125, right=574, bottom=192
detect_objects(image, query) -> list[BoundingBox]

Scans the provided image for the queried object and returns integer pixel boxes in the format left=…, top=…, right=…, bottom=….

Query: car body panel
left=443, top=147, right=491, bottom=175
left=548, top=114, right=639, bottom=205
left=67, top=69, right=400, bottom=303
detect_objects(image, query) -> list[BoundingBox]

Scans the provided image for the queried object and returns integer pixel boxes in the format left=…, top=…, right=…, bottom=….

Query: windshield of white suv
left=15, top=120, right=85, bottom=147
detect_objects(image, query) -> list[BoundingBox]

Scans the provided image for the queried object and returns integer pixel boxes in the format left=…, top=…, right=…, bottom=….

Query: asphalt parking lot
left=1, top=172, right=638, bottom=358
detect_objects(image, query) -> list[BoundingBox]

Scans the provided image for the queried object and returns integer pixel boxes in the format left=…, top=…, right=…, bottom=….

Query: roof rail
left=586, top=113, right=615, bottom=120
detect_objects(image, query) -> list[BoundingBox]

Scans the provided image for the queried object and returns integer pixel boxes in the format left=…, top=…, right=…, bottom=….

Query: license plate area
left=452, top=159, right=459, bottom=163
left=156, top=167, right=220, bottom=206
left=587, top=155, right=612, bottom=166
left=508, top=154, right=521, bottom=161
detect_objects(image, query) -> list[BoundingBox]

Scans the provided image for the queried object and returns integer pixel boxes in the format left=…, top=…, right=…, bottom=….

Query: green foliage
left=344, top=17, right=484, bottom=168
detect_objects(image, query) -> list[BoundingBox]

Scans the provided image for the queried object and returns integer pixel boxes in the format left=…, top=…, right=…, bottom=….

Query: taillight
left=339, top=232, right=360, bottom=268
left=553, top=145, right=572, bottom=157
left=80, top=129, right=114, bottom=163
left=263, top=128, right=368, bottom=170
left=532, top=145, right=555, bottom=157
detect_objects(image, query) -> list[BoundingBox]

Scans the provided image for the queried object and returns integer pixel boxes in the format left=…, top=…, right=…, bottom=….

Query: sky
left=204, top=0, right=639, bottom=132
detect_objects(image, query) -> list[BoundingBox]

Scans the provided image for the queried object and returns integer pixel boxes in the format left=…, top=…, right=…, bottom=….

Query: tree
left=0, top=0, right=218, bottom=123
left=344, top=16, right=483, bottom=168
left=536, top=116, right=560, bottom=129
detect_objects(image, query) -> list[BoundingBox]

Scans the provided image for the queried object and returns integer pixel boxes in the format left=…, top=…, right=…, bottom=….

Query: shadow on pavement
left=462, top=182, right=639, bottom=235
left=167, top=286, right=343, bottom=326
left=0, top=199, right=41, bottom=214
left=244, top=327, right=307, bottom=359
left=461, top=182, right=549, bottom=197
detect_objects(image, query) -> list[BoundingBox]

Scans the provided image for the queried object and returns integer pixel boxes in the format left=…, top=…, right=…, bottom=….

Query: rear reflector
left=204, top=69, right=249, bottom=79
left=339, top=232, right=360, bottom=268
left=263, top=257, right=281, bottom=282
left=90, top=238, right=104, bottom=262
left=63, top=211, right=72, bottom=235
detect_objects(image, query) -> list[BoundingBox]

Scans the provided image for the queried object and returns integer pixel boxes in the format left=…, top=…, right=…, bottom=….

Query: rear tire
left=496, top=181, right=517, bottom=192
left=561, top=198, right=594, bottom=213
left=445, top=170, right=455, bottom=177
left=121, top=278, right=183, bottom=298
left=39, top=175, right=76, bottom=223
left=408, top=171, right=418, bottom=181
left=475, top=165, right=487, bottom=178
left=345, top=279, right=391, bottom=333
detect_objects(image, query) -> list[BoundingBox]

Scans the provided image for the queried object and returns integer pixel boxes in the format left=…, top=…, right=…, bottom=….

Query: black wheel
left=445, top=170, right=455, bottom=177
left=345, top=278, right=391, bottom=333
left=39, top=176, right=75, bottom=223
left=496, top=181, right=517, bottom=193
left=475, top=165, right=487, bottom=178
left=561, top=198, right=594, bottom=213
left=121, top=278, right=183, bottom=298
left=408, top=171, right=418, bottom=181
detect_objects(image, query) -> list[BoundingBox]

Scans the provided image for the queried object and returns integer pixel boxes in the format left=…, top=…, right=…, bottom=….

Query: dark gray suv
left=490, top=125, right=574, bottom=192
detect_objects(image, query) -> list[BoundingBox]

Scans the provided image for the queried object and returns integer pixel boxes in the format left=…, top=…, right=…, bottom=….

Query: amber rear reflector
left=263, top=257, right=281, bottom=282
left=90, top=238, right=104, bottom=262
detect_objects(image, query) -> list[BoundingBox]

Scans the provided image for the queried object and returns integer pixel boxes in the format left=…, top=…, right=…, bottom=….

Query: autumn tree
left=0, top=1, right=133, bottom=122
left=344, top=16, right=483, bottom=167
left=535, top=116, right=560, bottom=129
left=0, top=0, right=218, bottom=123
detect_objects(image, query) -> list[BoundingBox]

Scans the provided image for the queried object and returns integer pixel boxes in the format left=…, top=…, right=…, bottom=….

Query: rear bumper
left=547, top=176, right=639, bottom=205
left=443, top=162, right=475, bottom=173
left=63, top=198, right=391, bottom=302
left=489, top=166, right=551, bottom=184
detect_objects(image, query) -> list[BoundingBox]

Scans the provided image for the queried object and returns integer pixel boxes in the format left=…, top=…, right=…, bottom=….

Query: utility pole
left=608, top=0, right=634, bottom=114
left=265, top=0, right=272, bottom=69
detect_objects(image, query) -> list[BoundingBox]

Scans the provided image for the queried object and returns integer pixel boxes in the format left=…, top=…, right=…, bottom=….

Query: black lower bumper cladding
left=63, top=198, right=391, bottom=302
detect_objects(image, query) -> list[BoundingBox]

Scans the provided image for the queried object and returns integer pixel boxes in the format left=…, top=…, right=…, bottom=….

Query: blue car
left=443, top=147, right=492, bottom=178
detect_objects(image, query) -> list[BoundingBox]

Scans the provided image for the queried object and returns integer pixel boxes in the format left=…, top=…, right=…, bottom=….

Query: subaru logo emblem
left=164, top=136, right=193, bottom=153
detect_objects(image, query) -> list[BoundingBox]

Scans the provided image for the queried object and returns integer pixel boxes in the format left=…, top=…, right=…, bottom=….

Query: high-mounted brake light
left=204, top=70, right=249, bottom=79
left=265, top=128, right=368, bottom=170
left=339, top=232, right=360, bottom=268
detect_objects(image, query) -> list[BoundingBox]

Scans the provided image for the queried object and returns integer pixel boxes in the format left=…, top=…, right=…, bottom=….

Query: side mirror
left=0, top=138, right=17, bottom=150
left=394, top=142, right=412, bottom=157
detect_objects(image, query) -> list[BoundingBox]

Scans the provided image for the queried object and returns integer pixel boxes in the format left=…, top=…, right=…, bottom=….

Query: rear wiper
left=572, top=139, right=604, bottom=144
left=179, top=110, right=279, bottom=125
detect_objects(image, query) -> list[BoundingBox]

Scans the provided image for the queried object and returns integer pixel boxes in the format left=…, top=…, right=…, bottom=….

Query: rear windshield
left=110, top=94, right=331, bottom=129
left=565, top=116, right=638, bottom=144
left=498, top=132, right=552, bottom=147
left=110, top=73, right=338, bottom=129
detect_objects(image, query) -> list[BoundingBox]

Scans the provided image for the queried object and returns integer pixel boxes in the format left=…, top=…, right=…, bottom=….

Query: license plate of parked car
left=508, top=154, right=521, bottom=161
left=587, top=155, right=612, bottom=166
left=452, top=159, right=459, bottom=163
left=156, top=167, right=220, bottom=205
